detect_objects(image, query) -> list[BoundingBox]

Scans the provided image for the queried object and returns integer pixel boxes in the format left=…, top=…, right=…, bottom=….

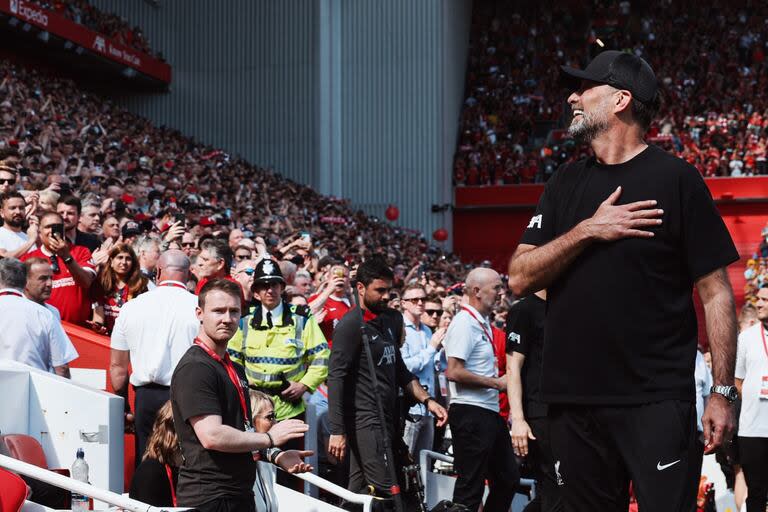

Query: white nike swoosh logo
left=656, top=459, right=681, bottom=471
left=371, top=335, right=379, bottom=340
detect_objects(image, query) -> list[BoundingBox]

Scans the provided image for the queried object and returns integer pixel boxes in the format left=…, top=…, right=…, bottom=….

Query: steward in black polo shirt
left=508, top=51, right=739, bottom=512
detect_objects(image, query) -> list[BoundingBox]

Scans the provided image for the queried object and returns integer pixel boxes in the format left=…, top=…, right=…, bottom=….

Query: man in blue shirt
left=400, top=284, right=442, bottom=457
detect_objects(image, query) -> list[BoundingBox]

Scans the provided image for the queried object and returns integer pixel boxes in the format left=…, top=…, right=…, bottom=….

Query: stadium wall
left=91, top=0, right=472, bottom=246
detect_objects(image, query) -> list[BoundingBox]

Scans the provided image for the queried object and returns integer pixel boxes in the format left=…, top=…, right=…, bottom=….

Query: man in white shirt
left=109, top=249, right=199, bottom=462
left=0, top=258, right=77, bottom=377
left=22, top=257, right=78, bottom=376
left=444, top=267, right=518, bottom=512
left=735, top=286, right=768, bottom=512
left=0, top=191, right=38, bottom=258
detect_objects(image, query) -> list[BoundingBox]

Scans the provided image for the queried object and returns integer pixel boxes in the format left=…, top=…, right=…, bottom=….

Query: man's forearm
left=508, top=222, right=593, bottom=296
left=506, top=365, right=525, bottom=421
left=109, top=367, right=128, bottom=398
left=703, top=289, right=737, bottom=386
left=66, top=260, right=94, bottom=288
left=202, top=424, right=272, bottom=453
left=405, top=378, right=429, bottom=403
left=446, top=365, right=497, bottom=390
left=697, top=268, right=737, bottom=386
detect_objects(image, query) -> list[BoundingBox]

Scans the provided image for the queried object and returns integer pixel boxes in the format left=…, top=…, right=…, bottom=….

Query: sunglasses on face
left=425, top=309, right=443, bottom=316
left=181, top=242, right=196, bottom=248
left=0, top=178, right=16, bottom=185
left=238, top=268, right=255, bottom=276
left=235, top=253, right=251, bottom=261
left=403, top=297, right=426, bottom=303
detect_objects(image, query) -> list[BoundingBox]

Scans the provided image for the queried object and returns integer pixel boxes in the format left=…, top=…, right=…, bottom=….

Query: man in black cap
left=121, top=220, right=141, bottom=246
left=507, top=50, right=739, bottom=511
left=227, top=257, right=329, bottom=487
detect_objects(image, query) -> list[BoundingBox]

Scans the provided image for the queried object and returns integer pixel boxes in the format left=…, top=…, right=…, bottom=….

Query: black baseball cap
left=560, top=50, right=658, bottom=104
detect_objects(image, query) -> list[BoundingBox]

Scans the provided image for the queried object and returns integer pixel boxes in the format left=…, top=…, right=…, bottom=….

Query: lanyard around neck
left=193, top=338, right=251, bottom=429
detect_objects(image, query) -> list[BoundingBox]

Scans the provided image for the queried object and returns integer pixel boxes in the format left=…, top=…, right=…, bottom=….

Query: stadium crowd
left=455, top=0, right=768, bottom=185
left=23, top=0, right=162, bottom=59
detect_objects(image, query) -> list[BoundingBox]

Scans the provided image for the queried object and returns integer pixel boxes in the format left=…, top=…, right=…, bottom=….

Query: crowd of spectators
left=455, top=0, right=768, bottom=185
left=24, top=0, right=162, bottom=59
left=0, top=57, right=499, bottom=318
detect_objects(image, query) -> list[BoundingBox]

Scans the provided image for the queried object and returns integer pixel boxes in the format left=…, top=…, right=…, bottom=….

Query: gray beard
left=568, top=113, right=609, bottom=144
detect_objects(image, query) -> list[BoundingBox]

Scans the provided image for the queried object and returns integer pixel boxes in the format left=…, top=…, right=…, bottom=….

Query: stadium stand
left=455, top=0, right=768, bottom=185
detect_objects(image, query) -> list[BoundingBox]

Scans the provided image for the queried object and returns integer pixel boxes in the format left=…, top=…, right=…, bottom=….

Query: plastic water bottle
left=70, top=448, right=89, bottom=511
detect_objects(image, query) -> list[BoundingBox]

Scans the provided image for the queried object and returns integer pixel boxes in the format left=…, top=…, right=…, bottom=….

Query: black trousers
left=192, top=494, right=256, bottom=512
left=523, top=416, right=564, bottom=512
left=549, top=401, right=702, bottom=512
left=133, top=384, right=170, bottom=465
left=347, top=423, right=395, bottom=497
left=738, top=436, right=768, bottom=512
left=449, top=403, right=519, bottom=512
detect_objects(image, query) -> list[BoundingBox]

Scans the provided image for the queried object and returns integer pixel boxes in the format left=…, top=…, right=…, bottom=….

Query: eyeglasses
left=403, top=297, right=426, bottom=303
left=181, top=242, right=196, bottom=248
left=425, top=309, right=443, bottom=317
left=235, top=253, right=251, bottom=261
left=0, top=178, right=16, bottom=185
left=49, top=255, right=60, bottom=274
left=237, top=268, right=255, bottom=276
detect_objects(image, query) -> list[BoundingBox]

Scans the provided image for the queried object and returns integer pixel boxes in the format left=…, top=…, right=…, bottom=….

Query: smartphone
left=174, top=212, right=186, bottom=225
left=50, top=223, right=65, bottom=239
left=300, top=232, right=311, bottom=244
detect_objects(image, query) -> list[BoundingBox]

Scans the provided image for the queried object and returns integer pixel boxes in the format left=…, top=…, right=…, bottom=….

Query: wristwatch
left=710, top=385, right=738, bottom=403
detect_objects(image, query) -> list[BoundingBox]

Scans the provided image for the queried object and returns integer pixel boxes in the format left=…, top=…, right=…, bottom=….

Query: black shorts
left=549, top=400, right=703, bottom=512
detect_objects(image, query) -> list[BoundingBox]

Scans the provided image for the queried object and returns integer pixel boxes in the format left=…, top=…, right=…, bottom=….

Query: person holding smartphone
left=21, top=211, right=96, bottom=326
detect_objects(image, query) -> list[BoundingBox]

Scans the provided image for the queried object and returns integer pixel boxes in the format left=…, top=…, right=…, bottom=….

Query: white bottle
left=70, top=448, right=89, bottom=511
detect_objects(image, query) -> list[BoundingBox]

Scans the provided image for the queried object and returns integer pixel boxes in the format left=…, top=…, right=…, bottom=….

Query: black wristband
left=265, top=432, right=275, bottom=448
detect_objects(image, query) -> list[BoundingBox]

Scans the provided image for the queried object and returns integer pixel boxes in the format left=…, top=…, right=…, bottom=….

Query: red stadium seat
left=0, top=434, right=69, bottom=476
left=0, top=467, right=27, bottom=512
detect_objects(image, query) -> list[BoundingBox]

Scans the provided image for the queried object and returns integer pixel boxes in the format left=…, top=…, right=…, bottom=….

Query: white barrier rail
left=294, top=470, right=374, bottom=512
left=0, top=454, right=182, bottom=512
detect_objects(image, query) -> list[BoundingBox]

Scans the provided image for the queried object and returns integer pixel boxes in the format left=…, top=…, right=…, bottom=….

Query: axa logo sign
left=377, top=345, right=397, bottom=366
left=93, top=36, right=106, bottom=53
left=527, top=214, right=543, bottom=229
left=12, top=1, right=49, bottom=27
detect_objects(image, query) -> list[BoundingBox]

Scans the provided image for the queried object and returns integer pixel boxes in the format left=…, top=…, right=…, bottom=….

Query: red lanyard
left=193, top=338, right=252, bottom=429
left=164, top=464, right=177, bottom=507
left=0, top=290, right=23, bottom=297
left=159, top=281, right=187, bottom=290
left=461, top=305, right=493, bottom=344
left=761, top=326, right=768, bottom=361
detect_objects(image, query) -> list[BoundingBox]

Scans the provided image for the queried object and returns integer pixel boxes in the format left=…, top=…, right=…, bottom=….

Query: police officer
left=227, top=258, right=329, bottom=485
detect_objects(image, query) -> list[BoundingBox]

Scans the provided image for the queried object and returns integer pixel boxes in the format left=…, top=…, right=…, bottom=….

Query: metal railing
left=294, top=471, right=374, bottom=512
left=2, top=452, right=374, bottom=512
left=0, top=454, right=174, bottom=512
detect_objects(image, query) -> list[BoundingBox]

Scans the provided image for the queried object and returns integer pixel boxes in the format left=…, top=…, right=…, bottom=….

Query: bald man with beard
left=444, top=267, right=519, bottom=512
left=110, top=249, right=200, bottom=463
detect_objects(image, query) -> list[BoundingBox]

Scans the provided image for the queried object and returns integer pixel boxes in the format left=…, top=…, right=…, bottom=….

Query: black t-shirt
left=128, top=458, right=176, bottom=507
left=520, top=145, right=739, bottom=405
left=170, top=345, right=255, bottom=506
left=327, top=307, right=415, bottom=435
left=505, top=294, right=547, bottom=418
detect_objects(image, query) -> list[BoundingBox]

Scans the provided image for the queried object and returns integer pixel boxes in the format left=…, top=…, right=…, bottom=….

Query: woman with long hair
left=129, top=401, right=180, bottom=506
left=91, top=243, right=148, bottom=334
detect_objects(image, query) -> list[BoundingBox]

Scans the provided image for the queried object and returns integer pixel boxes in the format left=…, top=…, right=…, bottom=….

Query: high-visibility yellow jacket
left=227, top=301, right=329, bottom=421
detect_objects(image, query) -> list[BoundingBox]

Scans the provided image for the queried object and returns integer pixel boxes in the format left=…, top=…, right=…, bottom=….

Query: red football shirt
left=308, top=294, right=351, bottom=348
left=492, top=326, right=509, bottom=422
left=22, top=245, right=95, bottom=326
